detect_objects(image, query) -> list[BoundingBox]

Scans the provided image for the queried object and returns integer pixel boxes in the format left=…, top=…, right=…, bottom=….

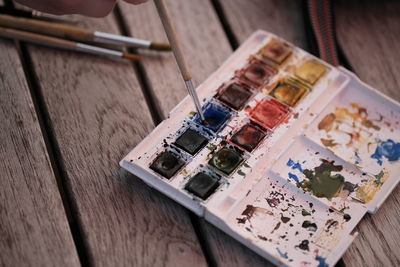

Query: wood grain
left=336, top=0, right=400, bottom=102
left=24, top=13, right=208, bottom=267
left=119, top=0, right=273, bottom=266
left=335, top=1, right=400, bottom=266
left=118, top=0, right=232, bottom=118
left=218, top=0, right=309, bottom=49
left=0, top=39, right=80, bottom=266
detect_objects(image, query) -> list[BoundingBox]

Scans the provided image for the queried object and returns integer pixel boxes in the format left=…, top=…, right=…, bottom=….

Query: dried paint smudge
left=374, top=170, right=385, bottom=185
left=297, top=240, right=310, bottom=251
left=288, top=172, right=300, bottom=183
left=281, top=214, right=291, bottom=223
left=356, top=169, right=389, bottom=203
left=315, top=255, right=328, bottom=267
left=320, top=138, right=337, bottom=148
left=266, top=197, right=280, bottom=208
left=237, top=205, right=273, bottom=224
left=301, top=159, right=345, bottom=199
left=287, top=158, right=304, bottom=172
left=371, top=139, right=400, bottom=165
left=302, top=209, right=311, bottom=216
left=317, top=103, right=382, bottom=152
left=276, top=248, right=288, bottom=259
left=302, top=220, right=318, bottom=232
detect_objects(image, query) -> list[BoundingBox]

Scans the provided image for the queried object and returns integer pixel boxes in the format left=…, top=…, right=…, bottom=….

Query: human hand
left=15, top=0, right=148, bottom=17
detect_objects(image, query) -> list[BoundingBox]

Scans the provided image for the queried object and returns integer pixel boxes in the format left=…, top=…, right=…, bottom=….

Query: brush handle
left=153, top=0, right=191, bottom=81
left=0, top=26, right=132, bottom=59
left=0, top=14, right=94, bottom=42
left=0, top=25, right=75, bottom=50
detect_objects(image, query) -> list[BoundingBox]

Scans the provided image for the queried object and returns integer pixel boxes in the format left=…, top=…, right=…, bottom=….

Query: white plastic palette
left=121, top=30, right=400, bottom=266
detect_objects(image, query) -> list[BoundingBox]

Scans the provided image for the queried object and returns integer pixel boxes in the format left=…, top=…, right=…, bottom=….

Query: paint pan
left=295, top=59, right=328, bottom=85
left=230, top=123, right=267, bottom=152
left=258, top=38, right=292, bottom=64
left=268, top=77, right=310, bottom=107
left=149, top=150, right=185, bottom=179
left=195, top=101, right=232, bottom=132
left=215, top=80, right=254, bottom=110
left=184, top=171, right=220, bottom=200
left=174, top=128, right=209, bottom=155
left=208, top=147, right=244, bottom=176
left=248, top=98, right=291, bottom=130
left=236, top=58, right=277, bottom=88
left=121, top=31, right=400, bottom=267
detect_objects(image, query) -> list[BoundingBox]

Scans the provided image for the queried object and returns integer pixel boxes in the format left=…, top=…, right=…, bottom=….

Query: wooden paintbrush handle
left=153, top=0, right=191, bottom=81
left=0, top=14, right=93, bottom=43
left=0, top=26, right=75, bottom=50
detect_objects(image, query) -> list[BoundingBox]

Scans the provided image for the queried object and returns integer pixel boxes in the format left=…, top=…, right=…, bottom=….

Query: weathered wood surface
left=335, top=1, right=400, bottom=266
left=118, top=0, right=232, bottom=118
left=0, top=39, right=80, bottom=266
left=23, top=12, right=208, bottom=267
left=336, top=0, right=400, bottom=103
left=218, top=0, right=309, bottom=50
left=1, top=0, right=399, bottom=266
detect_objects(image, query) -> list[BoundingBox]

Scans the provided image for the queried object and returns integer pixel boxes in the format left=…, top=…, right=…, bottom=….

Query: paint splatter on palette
left=121, top=31, right=400, bottom=266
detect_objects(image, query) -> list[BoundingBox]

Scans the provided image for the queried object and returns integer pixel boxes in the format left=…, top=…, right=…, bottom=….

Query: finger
left=15, top=0, right=116, bottom=17
left=122, top=0, right=148, bottom=5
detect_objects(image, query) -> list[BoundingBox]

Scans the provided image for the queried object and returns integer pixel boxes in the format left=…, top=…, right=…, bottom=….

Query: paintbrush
left=0, top=26, right=140, bottom=61
left=0, top=14, right=171, bottom=51
left=0, top=6, right=78, bottom=23
left=153, top=0, right=205, bottom=121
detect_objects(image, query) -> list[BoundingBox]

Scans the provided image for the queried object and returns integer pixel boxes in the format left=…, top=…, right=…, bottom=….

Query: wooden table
left=1, top=0, right=399, bottom=266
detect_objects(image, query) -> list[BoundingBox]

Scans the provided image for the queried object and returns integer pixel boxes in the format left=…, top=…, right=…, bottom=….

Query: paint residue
left=356, top=169, right=389, bottom=203
left=287, top=158, right=304, bottom=172
left=320, top=138, right=337, bottom=148
left=374, top=170, right=385, bottom=185
left=276, top=248, right=288, bottom=259
left=266, top=197, right=280, bottom=208
left=325, top=219, right=339, bottom=232
left=288, top=172, right=300, bottom=183
left=343, top=214, right=351, bottom=221
left=315, top=255, right=328, bottom=267
left=302, top=221, right=318, bottom=232
left=302, top=209, right=311, bottom=216
left=297, top=240, right=310, bottom=251
left=287, top=158, right=305, bottom=183
left=281, top=214, right=291, bottom=223
left=371, top=139, right=400, bottom=165
left=237, top=205, right=274, bottom=224
left=271, top=222, right=281, bottom=234
left=317, top=104, right=385, bottom=164
left=301, top=159, right=345, bottom=199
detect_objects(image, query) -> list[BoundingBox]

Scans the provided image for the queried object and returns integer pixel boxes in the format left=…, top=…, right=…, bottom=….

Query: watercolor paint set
left=120, top=31, right=400, bottom=266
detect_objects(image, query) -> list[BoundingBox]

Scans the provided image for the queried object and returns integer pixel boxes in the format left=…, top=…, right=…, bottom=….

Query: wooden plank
left=218, top=0, right=309, bottom=49
left=118, top=1, right=272, bottom=266
left=23, top=13, right=208, bottom=267
left=336, top=0, right=400, bottom=102
left=335, top=1, right=400, bottom=266
left=0, top=39, right=80, bottom=266
left=118, top=0, right=232, bottom=117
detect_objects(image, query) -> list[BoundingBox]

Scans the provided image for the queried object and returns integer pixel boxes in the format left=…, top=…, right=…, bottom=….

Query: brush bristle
left=122, top=52, right=141, bottom=61
left=150, top=42, right=171, bottom=51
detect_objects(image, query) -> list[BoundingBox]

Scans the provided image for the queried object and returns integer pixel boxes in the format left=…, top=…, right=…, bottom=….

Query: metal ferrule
left=75, top=43, right=123, bottom=58
left=185, top=80, right=205, bottom=121
left=93, top=31, right=151, bottom=48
